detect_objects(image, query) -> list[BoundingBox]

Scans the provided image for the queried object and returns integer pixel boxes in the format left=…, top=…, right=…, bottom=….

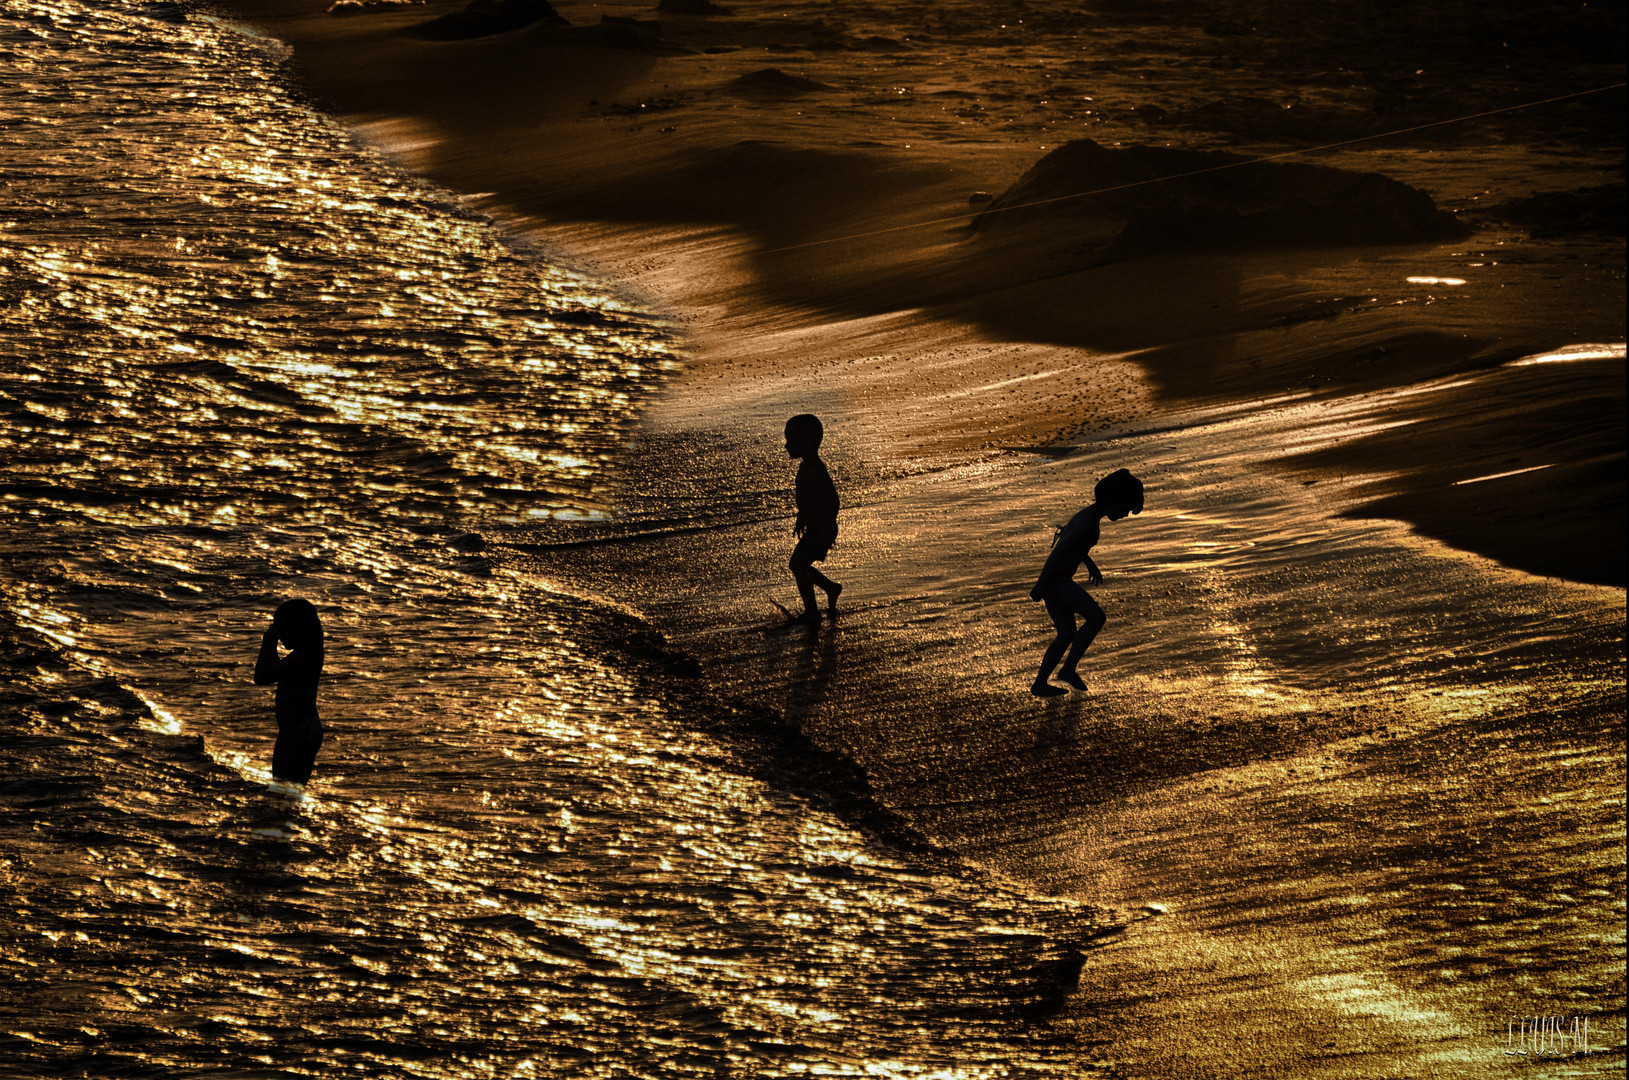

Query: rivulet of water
left=0, top=3, right=1101, bottom=1077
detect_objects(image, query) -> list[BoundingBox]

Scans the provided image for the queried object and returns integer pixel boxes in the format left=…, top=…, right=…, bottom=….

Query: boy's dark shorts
left=791, top=522, right=838, bottom=565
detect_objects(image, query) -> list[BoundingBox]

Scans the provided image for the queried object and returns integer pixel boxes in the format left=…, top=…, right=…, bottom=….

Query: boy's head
left=784, top=413, right=823, bottom=458
left=1094, top=468, right=1144, bottom=520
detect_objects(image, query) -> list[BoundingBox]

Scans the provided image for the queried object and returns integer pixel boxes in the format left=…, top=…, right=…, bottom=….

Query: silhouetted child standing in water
left=785, top=413, right=842, bottom=625
left=254, top=598, right=325, bottom=784
left=1029, top=468, right=1143, bottom=696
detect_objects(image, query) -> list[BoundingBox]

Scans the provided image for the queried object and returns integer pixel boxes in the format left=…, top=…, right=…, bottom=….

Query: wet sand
left=219, top=0, right=1624, bottom=1073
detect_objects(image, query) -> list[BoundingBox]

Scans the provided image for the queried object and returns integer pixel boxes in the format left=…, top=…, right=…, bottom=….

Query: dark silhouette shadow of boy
left=783, top=621, right=840, bottom=730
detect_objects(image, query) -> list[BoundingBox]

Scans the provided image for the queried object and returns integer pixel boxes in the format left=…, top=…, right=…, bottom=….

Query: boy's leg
left=808, top=565, right=841, bottom=612
left=789, top=545, right=821, bottom=621
left=805, top=524, right=840, bottom=613
left=790, top=525, right=841, bottom=620
left=791, top=564, right=819, bottom=618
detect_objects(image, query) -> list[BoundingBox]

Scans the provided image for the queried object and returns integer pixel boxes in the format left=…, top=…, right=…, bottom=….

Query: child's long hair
left=275, top=598, right=324, bottom=653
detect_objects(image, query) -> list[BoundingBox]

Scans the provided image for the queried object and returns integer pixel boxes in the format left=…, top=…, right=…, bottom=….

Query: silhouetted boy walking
left=1029, top=468, right=1143, bottom=695
left=785, top=413, right=842, bottom=624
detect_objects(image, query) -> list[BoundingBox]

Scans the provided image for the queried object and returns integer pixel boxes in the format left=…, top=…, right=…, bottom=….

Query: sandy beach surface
left=216, top=0, right=1624, bottom=1073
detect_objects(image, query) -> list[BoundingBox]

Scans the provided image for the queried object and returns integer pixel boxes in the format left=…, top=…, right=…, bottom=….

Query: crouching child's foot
left=1030, top=679, right=1068, bottom=698
left=1058, top=670, right=1087, bottom=691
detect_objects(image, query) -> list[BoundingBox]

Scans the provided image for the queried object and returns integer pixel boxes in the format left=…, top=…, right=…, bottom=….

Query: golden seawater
left=0, top=3, right=1098, bottom=1076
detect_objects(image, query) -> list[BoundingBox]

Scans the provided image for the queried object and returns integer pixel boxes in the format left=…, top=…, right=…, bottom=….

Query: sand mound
left=727, top=68, right=833, bottom=95
left=411, top=0, right=562, bottom=40
left=974, top=139, right=1466, bottom=260
left=413, top=3, right=694, bottom=51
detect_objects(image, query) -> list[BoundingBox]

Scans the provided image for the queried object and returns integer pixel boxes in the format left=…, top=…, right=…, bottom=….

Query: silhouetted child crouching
left=785, top=413, right=842, bottom=624
left=1029, top=468, right=1143, bottom=696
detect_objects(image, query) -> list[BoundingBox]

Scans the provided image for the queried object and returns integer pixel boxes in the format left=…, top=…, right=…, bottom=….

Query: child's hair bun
left=1094, top=468, right=1143, bottom=513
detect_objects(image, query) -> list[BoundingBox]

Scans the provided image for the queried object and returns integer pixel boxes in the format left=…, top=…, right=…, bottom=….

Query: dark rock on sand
left=727, top=68, right=834, bottom=95
left=1486, top=184, right=1627, bottom=238
left=412, top=0, right=564, bottom=40
left=974, top=139, right=1467, bottom=260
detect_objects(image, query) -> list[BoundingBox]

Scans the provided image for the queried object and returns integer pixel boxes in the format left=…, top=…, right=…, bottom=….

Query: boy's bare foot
left=788, top=609, right=822, bottom=627
left=1030, top=680, right=1068, bottom=698
left=1058, top=670, right=1087, bottom=691
left=824, top=581, right=842, bottom=617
